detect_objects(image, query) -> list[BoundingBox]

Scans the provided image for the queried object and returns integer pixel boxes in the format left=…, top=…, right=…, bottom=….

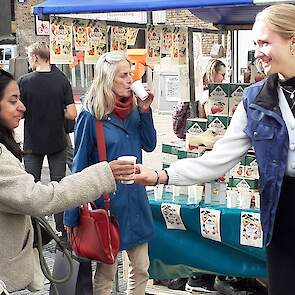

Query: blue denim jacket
left=243, top=74, right=289, bottom=245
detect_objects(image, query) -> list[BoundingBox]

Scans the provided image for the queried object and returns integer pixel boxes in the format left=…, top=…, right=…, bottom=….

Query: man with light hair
left=18, top=41, right=77, bottom=242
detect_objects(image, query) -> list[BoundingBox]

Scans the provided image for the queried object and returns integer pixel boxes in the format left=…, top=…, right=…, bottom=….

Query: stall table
left=147, top=190, right=267, bottom=280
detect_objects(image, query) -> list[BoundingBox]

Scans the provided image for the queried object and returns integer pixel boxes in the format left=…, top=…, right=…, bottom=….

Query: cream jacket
left=0, top=143, right=116, bottom=292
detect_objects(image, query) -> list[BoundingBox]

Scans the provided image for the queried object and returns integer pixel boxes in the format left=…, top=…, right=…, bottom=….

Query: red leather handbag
left=69, top=120, right=120, bottom=264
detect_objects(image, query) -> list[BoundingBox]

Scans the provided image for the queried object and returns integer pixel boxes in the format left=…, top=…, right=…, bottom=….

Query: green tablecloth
left=147, top=190, right=267, bottom=279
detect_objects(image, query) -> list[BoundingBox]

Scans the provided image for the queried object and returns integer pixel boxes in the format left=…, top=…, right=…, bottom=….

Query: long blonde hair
left=203, top=59, right=226, bottom=88
left=84, top=51, right=132, bottom=120
left=255, top=4, right=295, bottom=40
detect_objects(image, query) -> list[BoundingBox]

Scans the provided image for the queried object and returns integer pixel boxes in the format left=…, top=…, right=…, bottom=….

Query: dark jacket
left=243, top=74, right=289, bottom=245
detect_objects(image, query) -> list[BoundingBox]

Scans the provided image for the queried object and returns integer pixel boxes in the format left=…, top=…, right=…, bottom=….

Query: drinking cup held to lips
left=131, top=80, right=149, bottom=100
left=117, top=156, right=137, bottom=184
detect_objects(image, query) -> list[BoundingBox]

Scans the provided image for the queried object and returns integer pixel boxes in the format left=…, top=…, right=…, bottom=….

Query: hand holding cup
left=131, top=80, right=149, bottom=100
left=117, top=156, right=137, bottom=184
left=109, top=158, right=137, bottom=183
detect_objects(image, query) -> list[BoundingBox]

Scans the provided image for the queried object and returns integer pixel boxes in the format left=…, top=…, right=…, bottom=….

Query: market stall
left=147, top=189, right=266, bottom=280
left=31, top=0, right=288, bottom=282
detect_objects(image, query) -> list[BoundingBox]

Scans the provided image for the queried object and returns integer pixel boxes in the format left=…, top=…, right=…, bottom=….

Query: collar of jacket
left=253, top=74, right=281, bottom=116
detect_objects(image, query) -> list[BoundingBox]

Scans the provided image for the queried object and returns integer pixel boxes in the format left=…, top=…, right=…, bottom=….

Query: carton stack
left=160, top=82, right=261, bottom=209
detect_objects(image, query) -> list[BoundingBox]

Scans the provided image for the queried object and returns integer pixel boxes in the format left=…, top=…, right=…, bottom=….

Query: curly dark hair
left=0, top=69, right=22, bottom=160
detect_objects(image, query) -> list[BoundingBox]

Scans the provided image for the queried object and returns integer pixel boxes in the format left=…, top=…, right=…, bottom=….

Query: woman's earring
left=290, top=45, right=295, bottom=56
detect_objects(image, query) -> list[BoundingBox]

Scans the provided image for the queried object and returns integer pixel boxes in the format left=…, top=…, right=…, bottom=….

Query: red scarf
left=113, top=96, right=133, bottom=120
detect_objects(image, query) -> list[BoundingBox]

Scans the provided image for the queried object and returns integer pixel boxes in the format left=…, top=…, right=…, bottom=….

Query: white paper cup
left=131, top=80, right=149, bottom=100
left=117, top=155, right=137, bottom=184
left=154, top=184, right=164, bottom=201
left=187, top=185, right=203, bottom=205
left=226, top=190, right=238, bottom=208
left=239, top=189, right=252, bottom=209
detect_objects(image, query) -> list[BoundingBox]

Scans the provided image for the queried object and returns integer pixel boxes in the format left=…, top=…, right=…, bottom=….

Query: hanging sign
left=50, top=17, right=73, bottom=64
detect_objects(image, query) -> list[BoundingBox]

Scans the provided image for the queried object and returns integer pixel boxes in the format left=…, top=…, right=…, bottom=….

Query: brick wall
left=15, top=0, right=48, bottom=56
left=165, top=9, right=225, bottom=56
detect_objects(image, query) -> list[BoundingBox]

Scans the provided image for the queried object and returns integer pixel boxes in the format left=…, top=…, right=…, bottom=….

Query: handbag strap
left=95, top=120, right=110, bottom=211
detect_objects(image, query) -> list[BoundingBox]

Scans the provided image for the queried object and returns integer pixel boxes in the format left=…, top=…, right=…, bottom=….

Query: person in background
left=0, top=69, right=134, bottom=293
left=198, top=58, right=226, bottom=119
left=18, top=41, right=77, bottom=243
left=135, top=4, right=295, bottom=295
left=64, top=51, right=157, bottom=295
left=180, top=59, right=226, bottom=293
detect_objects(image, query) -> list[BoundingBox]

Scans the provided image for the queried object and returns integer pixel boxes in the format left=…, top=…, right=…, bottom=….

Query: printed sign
left=73, top=19, right=89, bottom=51
left=35, top=16, right=49, bottom=36
left=240, top=212, right=263, bottom=248
left=172, top=27, right=188, bottom=65
left=146, top=25, right=162, bottom=66
left=161, top=203, right=186, bottom=230
left=84, top=20, right=107, bottom=64
left=111, top=26, right=128, bottom=51
left=200, top=208, right=221, bottom=242
left=161, top=26, right=174, bottom=55
left=127, top=27, right=139, bottom=46
left=50, top=17, right=73, bottom=64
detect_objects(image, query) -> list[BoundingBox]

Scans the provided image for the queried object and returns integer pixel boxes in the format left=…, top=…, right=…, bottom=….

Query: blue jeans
left=24, top=149, right=67, bottom=232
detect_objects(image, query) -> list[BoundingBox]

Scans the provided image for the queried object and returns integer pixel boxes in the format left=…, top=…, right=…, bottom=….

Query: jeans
left=24, top=149, right=67, bottom=233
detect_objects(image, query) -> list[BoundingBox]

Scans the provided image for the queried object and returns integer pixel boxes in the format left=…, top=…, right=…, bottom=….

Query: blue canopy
left=33, top=0, right=267, bottom=25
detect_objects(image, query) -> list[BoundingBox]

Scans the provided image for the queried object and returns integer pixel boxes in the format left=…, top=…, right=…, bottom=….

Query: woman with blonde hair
left=135, top=4, right=295, bottom=294
left=64, top=50, right=157, bottom=294
left=198, top=58, right=226, bottom=118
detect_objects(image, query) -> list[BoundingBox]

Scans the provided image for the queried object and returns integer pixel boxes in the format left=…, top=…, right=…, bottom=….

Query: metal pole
left=146, top=11, right=153, bottom=25
left=188, top=27, right=197, bottom=116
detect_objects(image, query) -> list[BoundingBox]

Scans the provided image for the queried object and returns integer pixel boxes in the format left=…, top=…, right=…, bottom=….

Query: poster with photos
left=240, top=212, right=263, bottom=248
left=111, top=26, right=128, bottom=51
left=161, top=26, right=174, bottom=55
left=35, top=16, right=49, bottom=36
left=50, top=17, right=73, bottom=64
left=161, top=203, right=186, bottom=230
left=73, top=19, right=89, bottom=51
left=127, top=27, right=139, bottom=46
left=172, top=27, right=188, bottom=65
left=146, top=25, right=162, bottom=66
left=84, top=20, right=107, bottom=65
left=200, top=208, right=221, bottom=242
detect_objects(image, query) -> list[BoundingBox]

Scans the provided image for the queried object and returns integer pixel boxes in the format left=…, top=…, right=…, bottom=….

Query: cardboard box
left=232, top=177, right=259, bottom=191
left=186, top=118, right=207, bottom=134
left=162, top=140, right=185, bottom=168
left=228, top=83, right=249, bottom=116
left=177, top=148, right=199, bottom=160
left=244, top=153, right=259, bottom=179
left=207, top=114, right=228, bottom=136
left=208, top=83, right=229, bottom=116
left=230, top=156, right=246, bottom=178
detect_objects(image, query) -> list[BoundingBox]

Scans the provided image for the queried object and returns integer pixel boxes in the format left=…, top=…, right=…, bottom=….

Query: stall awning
left=190, top=5, right=266, bottom=25
left=33, top=0, right=251, bottom=15
left=33, top=0, right=293, bottom=25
